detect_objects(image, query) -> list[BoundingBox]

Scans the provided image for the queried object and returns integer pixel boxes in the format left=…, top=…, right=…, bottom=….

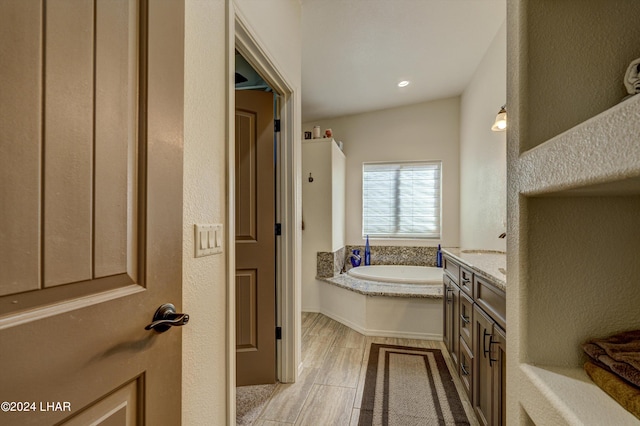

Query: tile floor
left=238, top=312, right=479, bottom=425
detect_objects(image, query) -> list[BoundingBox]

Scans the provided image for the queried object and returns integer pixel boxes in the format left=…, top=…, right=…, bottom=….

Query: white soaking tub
left=347, top=265, right=443, bottom=284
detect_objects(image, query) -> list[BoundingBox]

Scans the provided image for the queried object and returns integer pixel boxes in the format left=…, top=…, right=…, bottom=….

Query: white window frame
left=362, top=160, right=442, bottom=239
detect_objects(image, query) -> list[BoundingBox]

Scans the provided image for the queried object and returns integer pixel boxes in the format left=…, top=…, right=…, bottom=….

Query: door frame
left=226, top=3, right=301, bottom=422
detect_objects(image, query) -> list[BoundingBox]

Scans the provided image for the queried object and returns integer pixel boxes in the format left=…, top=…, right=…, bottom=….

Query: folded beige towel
left=584, top=361, right=640, bottom=420
left=583, top=330, right=640, bottom=388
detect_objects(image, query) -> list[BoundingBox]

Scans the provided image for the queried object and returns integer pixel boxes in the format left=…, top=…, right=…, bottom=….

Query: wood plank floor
left=240, top=312, right=479, bottom=425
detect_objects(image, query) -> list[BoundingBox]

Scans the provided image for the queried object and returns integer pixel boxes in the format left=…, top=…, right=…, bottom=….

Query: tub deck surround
left=319, top=273, right=444, bottom=298
left=311, top=247, right=444, bottom=339
left=317, top=245, right=440, bottom=279
left=441, top=248, right=506, bottom=291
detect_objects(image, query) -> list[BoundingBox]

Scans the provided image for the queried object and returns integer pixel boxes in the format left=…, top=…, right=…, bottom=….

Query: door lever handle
left=145, top=303, right=189, bottom=333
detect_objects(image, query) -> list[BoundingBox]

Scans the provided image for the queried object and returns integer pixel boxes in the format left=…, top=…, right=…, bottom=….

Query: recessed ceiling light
left=398, top=80, right=410, bottom=87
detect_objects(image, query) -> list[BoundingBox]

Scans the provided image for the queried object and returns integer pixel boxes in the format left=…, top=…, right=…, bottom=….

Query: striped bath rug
left=359, top=344, right=470, bottom=425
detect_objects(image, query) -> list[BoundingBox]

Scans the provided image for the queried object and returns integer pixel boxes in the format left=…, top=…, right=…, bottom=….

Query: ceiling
left=300, top=0, right=506, bottom=122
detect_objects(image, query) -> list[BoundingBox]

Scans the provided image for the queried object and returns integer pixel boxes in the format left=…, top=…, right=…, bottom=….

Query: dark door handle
left=483, top=329, right=491, bottom=358
left=488, top=336, right=498, bottom=367
left=145, top=303, right=189, bottom=333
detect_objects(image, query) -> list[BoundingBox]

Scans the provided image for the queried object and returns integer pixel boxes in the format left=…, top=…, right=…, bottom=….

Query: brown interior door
left=0, top=1, right=184, bottom=425
left=235, top=89, right=276, bottom=386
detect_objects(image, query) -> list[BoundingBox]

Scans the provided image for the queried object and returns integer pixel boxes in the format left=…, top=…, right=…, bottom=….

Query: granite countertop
left=441, top=248, right=506, bottom=292
left=318, top=274, right=443, bottom=299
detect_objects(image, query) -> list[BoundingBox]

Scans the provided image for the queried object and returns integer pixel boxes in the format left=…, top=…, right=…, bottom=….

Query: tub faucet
left=498, top=233, right=506, bottom=239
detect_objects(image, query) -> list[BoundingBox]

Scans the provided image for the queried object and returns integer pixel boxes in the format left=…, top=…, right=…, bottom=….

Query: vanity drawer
left=443, top=255, right=460, bottom=282
left=459, top=337, right=473, bottom=401
left=459, top=266, right=473, bottom=298
left=474, top=275, right=506, bottom=331
left=459, top=292, right=474, bottom=349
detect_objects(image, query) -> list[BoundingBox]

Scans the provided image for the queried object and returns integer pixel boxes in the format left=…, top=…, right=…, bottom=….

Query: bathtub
left=312, top=264, right=444, bottom=340
left=347, top=265, right=443, bottom=284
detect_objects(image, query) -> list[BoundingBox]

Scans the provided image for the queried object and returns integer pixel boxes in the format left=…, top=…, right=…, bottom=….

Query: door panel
left=235, top=90, right=276, bottom=386
left=0, top=1, right=184, bottom=425
left=0, top=0, right=44, bottom=296
left=235, top=110, right=258, bottom=241
left=62, top=379, right=140, bottom=426
left=236, top=269, right=258, bottom=350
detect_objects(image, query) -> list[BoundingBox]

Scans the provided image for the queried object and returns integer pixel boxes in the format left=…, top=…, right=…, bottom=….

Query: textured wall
left=459, top=21, right=507, bottom=251
left=183, top=0, right=301, bottom=423
left=183, top=1, right=228, bottom=424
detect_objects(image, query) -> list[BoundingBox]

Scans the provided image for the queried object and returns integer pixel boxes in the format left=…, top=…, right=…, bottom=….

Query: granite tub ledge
left=318, top=273, right=444, bottom=299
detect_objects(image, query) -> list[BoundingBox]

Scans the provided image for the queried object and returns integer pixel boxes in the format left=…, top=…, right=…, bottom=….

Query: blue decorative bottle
left=364, top=235, right=371, bottom=266
left=436, top=244, right=443, bottom=268
left=350, top=249, right=362, bottom=268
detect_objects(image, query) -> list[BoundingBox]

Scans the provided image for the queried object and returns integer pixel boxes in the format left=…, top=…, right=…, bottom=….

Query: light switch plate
left=194, top=224, right=223, bottom=257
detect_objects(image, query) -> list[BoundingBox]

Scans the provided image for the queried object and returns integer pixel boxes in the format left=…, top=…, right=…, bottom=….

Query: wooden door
left=0, top=1, right=184, bottom=425
left=235, top=90, right=276, bottom=386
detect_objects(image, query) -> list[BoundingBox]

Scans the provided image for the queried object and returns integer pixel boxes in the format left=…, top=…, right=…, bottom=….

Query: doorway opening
left=230, top=13, right=299, bottom=404
left=234, top=50, right=279, bottom=387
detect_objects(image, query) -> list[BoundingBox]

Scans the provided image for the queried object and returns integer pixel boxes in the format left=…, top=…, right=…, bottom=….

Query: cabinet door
left=491, top=326, right=506, bottom=426
left=443, top=277, right=460, bottom=369
left=473, top=305, right=493, bottom=426
left=443, top=281, right=453, bottom=352
left=460, top=292, right=474, bottom=349
left=459, top=337, right=474, bottom=401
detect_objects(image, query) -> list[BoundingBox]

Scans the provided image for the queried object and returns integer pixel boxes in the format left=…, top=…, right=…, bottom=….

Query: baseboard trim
left=313, top=308, right=443, bottom=341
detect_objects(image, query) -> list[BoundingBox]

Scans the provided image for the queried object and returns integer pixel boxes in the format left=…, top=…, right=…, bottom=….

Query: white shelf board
left=517, top=95, right=640, bottom=196
left=519, top=363, right=640, bottom=425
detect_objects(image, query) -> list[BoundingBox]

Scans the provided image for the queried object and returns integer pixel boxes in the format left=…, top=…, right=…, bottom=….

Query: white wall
left=459, top=21, right=507, bottom=251
left=304, top=97, right=461, bottom=248
left=183, top=1, right=301, bottom=424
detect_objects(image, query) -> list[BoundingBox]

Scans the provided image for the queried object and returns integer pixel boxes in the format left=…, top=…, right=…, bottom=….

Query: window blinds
left=362, top=161, right=441, bottom=239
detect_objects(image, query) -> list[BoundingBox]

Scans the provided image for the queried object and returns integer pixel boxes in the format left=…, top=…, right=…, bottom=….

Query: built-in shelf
left=508, top=0, right=640, bottom=424
left=519, top=365, right=639, bottom=426
left=518, top=94, right=640, bottom=196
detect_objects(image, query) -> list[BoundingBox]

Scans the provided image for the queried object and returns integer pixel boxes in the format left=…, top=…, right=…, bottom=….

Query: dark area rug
left=359, top=344, right=470, bottom=425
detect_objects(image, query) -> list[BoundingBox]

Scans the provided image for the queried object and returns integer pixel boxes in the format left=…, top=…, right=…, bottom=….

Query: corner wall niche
left=507, top=0, right=640, bottom=424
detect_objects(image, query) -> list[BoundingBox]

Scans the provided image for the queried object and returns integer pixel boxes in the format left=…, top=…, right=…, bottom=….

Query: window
left=362, top=161, right=441, bottom=239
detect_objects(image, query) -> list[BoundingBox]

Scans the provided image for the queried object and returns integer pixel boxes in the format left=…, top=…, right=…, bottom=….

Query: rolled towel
left=583, top=330, right=640, bottom=388
left=584, top=361, right=640, bottom=420
left=583, top=343, right=640, bottom=388
left=592, top=330, right=640, bottom=372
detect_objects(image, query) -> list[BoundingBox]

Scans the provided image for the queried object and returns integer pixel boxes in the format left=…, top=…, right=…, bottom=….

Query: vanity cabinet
left=442, top=252, right=506, bottom=426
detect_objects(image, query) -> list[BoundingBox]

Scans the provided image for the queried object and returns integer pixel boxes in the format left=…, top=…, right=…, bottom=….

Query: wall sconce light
left=491, top=104, right=507, bottom=132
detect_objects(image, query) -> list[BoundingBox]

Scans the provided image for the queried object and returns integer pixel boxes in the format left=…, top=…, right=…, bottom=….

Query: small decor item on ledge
left=624, top=57, right=640, bottom=100
left=350, top=249, right=362, bottom=268
left=313, top=125, right=321, bottom=139
left=324, top=128, right=333, bottom=138
left=364, top=235, right=371, bottom=266
left=436, top=244, right=443, bottom=268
